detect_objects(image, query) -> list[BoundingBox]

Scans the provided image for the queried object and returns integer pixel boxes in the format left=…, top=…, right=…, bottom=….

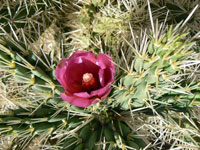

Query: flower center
left=82, top=73, right=97, bottom=92
left=83, top=73, right=93, bottom=82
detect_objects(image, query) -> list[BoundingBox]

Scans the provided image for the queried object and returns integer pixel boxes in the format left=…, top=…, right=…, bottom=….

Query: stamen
left=83, top=73, right=93, bottom=82
left=82, top=73, right=97, bottom=92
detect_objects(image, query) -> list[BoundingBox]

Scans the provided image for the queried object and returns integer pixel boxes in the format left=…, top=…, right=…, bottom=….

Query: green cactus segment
left=150, top=1, right=199, bottom=29
left=0, top=104, right=147, bottom=149
left=112, top=25, right=199, bottom=112
left=114, top=75, right=199, bottom=112
left=0, top=37, right=63, bottom=97
left=60, top=119, right=147, bottom=150
left=0, top=105, right=83, bottom=149
left=85, top=130, right=99, bottom=149
left=90, top=0, right=106, bottom=7
left=66, top=0, right=132, bottom=53
left=0, top=0, right=53, bottom=38
left=74, top=144, right=84, bottom=150
left=79, top=124, right=91, bottom=142
left=103, top=125, right=115, bottom=142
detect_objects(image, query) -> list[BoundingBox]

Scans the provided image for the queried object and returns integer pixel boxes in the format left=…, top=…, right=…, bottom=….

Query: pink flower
left=56, top=50, right=115, bottom=107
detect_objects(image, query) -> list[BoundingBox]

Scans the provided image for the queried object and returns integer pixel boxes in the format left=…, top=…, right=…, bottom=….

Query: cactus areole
left=56, top=50, right=115, bottom=107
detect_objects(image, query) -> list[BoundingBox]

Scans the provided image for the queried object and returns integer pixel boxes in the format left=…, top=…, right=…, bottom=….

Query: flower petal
left=56, top=51, right=115, bottom=107
left=98, top=69, right=105, bottom=87
left=56, top=58, right=69, bottom=91
left=61, top=92, right=95, bottom=107
left=96, top=54, right=115, bottom=86
left=97, top=54, right=115, bottom=72
left=69, top=50, right=97, bottom=64
left=90, top=85, right=111, bottom=97
left=65, top=57, right=100, bottom=93
left=73, top=84, right=112, bottom=99
left=73, top=92, right=91, bottom=98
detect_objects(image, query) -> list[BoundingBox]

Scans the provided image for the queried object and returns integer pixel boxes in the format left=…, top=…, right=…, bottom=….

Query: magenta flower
left=56, top=50, right=115, bottom=107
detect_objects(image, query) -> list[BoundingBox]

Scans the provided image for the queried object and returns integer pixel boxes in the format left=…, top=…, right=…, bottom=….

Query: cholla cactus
left=0, top=36, right=147, bottom=149
left=0, top=0, right=66, bottom=44
left=150, top=0, right=200, bottom=33
left=144, top=111, right=200, bottom=149
left=64, top=0, right=150, bottom=54
left=0, top=103, right=148, bottom=149
left=0, top=1, right=48, bottom=38
left=0, top=0, right=199, bottom=150
left=112, top=20, right=200, bottom=112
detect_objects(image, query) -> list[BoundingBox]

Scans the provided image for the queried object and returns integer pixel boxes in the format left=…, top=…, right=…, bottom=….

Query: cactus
left=145, top=111, right=200, bottom=149
left=0, top=0, right=200, bottom=149
left=0, top=0, right=67, bottom=44
left=63, top=0, right=150, bottom=55
left=0, top=1, right=50, bottom=39
left=111, top=21, right=200, bottom=112
left=0, top=36, right=62, bottom=92
left=0, top=103, right=148, bottom=149
left=150, top=0, right=200, bottom=33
